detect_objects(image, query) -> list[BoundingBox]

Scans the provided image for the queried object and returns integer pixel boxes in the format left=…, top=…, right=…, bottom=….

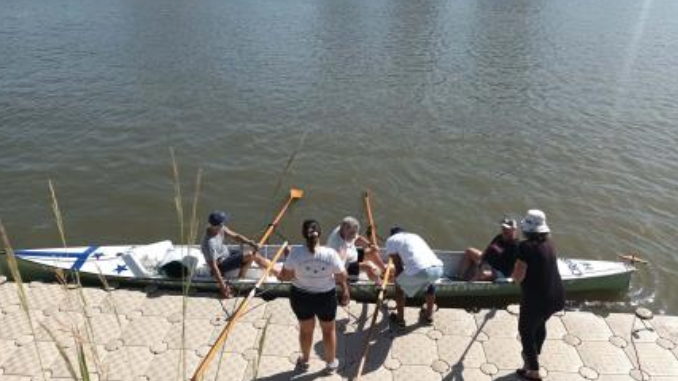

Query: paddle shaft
left=354, top=191, right=391, bottom=381
left=354, top=257, right=392, bottom=380
left=191, top=242, right=289, bottom=381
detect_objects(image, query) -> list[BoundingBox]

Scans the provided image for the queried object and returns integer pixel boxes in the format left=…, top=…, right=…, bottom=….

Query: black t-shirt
left=516, top=239, right=565, bottom=315
left=482, top=234, right=519, bottom=276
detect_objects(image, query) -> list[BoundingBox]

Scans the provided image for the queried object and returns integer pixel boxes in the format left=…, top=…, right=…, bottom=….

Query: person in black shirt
left=512, top=210, right=565, bottom=381
left=457, top=218, right=519, bottom=281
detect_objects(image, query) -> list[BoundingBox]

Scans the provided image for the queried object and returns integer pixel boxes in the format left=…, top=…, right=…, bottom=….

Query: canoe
left=1, top=240, right=636, bottom=300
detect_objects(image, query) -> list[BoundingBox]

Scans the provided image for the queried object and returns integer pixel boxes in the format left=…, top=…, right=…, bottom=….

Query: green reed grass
left=0, top=222, right=49, bottom=381
left=170, top=147, right=205, bottom=381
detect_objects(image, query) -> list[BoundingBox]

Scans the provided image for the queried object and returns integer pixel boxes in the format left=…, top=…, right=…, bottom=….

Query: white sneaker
left=324, top=359, right=339, bottom=374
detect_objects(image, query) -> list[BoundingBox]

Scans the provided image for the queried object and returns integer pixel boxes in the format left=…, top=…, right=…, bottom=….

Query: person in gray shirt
left=201, top=210, right=275, bottom=298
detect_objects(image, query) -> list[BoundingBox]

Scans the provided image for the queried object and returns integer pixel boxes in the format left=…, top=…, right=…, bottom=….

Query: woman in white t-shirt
left=277, top=219, right=350, bottom=375
left=326, top=216, right=387, bottom=283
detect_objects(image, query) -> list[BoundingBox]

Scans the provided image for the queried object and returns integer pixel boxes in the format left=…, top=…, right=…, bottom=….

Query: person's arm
left=335, top=270, right=350, bottom=306
left=277, top=267, right=296, bottom=281
left=208, top=260, right=231, bottom=298
left=511, top=259, right=527, bottom=284
left=223, top=226, right=260, bottom=250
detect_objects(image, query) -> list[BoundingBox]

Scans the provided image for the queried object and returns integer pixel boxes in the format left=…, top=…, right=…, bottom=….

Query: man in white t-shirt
left=326, top=216, right=386, bottom=283
left=385, top=227, right=443, bottom=326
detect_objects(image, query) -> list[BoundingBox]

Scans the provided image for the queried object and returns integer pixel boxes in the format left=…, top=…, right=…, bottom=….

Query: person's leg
left=424, top=284, right=436, bottom=318
left=251, top=252, right=279, bottom=276
left=319, top=319, right=336, bottom=364
left=298, top=318, right=316, bottom=362
left=518, top=311, right=540, bottom=372
left=536, top=314, right=549, bottom=355
left=458, top=248, right=482, bottom=280
left=364, top=247, right=387, bottom=273
left=238, top=252, right=254, bottom=278
left=395, top=285, right=405, bottom=321
left=359, top=261, right=380, bottom=282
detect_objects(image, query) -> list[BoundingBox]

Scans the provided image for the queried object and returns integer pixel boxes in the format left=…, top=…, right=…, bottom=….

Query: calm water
left=1, top=0, right=677, bottom=313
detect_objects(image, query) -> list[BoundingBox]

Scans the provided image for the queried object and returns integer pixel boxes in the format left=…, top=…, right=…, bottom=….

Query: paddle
left=191, top=242, right=289, bottom=381
left=618, top=253, right=648, bottom=265
left=190, top=188, right=303, bottom=381
left=354, top=191, right=393, bottom=381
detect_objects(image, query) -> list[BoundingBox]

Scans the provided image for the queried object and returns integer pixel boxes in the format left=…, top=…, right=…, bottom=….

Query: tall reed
left=0, top=222, right=49, bottom=381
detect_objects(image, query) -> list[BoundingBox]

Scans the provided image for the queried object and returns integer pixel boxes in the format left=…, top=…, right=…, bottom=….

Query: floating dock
left=0, top=278, right=677, bottom=381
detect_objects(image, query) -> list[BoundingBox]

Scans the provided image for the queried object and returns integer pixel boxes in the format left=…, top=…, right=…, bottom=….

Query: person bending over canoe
left=201, top=210, right=275, bottom=299
left=386, top=227, right=443, bottom=326
left=277, top=219, right=350, bottom=375
left=457, top=217, right=519, bottom=281
left=326, top=216, right=387, bottom=284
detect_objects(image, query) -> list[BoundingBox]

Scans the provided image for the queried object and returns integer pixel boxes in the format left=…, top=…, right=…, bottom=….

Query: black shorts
left=289, top=286, right=337, bottom=322
left=217, top=251, right=244, bottom=273
left=346, top=248, right=366, bottom=278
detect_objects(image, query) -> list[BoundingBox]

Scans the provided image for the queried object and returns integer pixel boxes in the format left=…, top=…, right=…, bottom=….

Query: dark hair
left=524, top=232, right=550, bottom=243
left=208, top=210, right=228, bottom=226
left=302, top=219, right=321, bottom=239
left=389, top=226, right=404, bottom=236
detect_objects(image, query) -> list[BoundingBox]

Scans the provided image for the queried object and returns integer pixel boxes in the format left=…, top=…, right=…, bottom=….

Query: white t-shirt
left=385, top=232, right=443, bottom=276
left=326, top=226, right=359, bottom=266
left=283, top=245, right=345, bottom=293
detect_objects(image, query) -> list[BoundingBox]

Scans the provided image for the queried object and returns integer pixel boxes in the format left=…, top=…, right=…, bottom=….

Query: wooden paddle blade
left=618, top=253, right=648, bottom=264
left=290, top=188, right=304, bottom=199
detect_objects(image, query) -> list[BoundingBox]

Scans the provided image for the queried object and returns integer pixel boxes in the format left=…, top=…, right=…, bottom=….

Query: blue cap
left=389, top=226, right=404, bottom=236
left=208, top=210, right=230, bottom=226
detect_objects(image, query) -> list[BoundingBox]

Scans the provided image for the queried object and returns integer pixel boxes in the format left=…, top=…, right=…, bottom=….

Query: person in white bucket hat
left=520, top=209, right=550, bottom=234
left=512, top=209, right=564, bottom=380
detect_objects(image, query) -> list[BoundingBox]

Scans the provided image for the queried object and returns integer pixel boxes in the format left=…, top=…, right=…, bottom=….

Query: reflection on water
left=1, top=0, right=677, bottom=313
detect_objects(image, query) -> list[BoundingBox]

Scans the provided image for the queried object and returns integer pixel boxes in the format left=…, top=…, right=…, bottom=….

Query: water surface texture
left=1, top=0, right=677, bottom=313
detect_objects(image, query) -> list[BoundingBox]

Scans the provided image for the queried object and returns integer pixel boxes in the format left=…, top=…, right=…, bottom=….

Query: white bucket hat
left=521, top=209, right=550, bottom=233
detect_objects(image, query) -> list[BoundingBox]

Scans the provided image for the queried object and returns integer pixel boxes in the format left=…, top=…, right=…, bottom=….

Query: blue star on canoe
left=114, top=264, right=128, bottom=274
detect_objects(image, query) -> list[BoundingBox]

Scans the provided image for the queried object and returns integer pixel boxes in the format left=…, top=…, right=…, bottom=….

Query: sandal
left=389, top=312, right=406, bottom=328
left=295, top=357, right=310, bottom=371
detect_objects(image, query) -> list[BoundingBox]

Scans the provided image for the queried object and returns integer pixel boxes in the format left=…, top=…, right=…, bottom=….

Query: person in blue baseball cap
left=201, top=210, right=275, bottom=298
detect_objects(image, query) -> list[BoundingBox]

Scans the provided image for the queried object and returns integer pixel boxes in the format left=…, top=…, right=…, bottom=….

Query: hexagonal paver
left=202, top=349, right=249, bottom=381
left=546, top=371, right=588, bottom=380
left=143, top=349, right=201, bottom=381
left=258, top=324, right=299, bottom=358
left=0, top=339, right=17, bottom=369
left=442, top=366, right=491, bottom=381
left=120, top=316, right=170, bottom=346
left=2, top=341, right=59, bottom=377
left=540, top=339, right=583, bottom=372
left=437, top=335, right=486, bottom=368
left=562, top=311, right=613, bottom=341
left=164, top=319, right=215, bottom=350
left=353, top=366, right=394, bottom=381
left=48, top=344, right=104, bottom=379
left=546, top=315, right=567, bottom=340
left=433, top=309, right=477, bottom=336
left=99, top=346, right=154, bottom=381
left=476, top=310, right=518, bottom=339
left=651, top=315, right=678, bottom=344
left=393, top=365, right=441, bottom=381
left=392, top=333, right=437, bottom=365
left=482, top=337, right=522, bottom=369
left=577, top=341, right=633, bottom=374
left=139, top=293, right=184, bottom=317
left=99, top=289, right=147, bottom=315
left=0, top=309, right=38, bottom=341
left=627, top=342, right=678, bottom=376
left=605, top=313, right=658, bottom=343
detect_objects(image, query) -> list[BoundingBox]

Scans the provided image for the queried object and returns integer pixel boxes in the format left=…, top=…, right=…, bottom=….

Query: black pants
left=518, top=309, right=552, bottom=370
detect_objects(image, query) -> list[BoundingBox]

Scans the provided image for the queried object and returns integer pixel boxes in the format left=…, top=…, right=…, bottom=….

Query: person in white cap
left=511, top=209, right=565, bottom=381
left=457, top=217, right=519, bottom=281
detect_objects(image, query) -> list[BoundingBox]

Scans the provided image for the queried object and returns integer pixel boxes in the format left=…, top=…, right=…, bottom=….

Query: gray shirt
left=201, top=227, right=230, bottom=263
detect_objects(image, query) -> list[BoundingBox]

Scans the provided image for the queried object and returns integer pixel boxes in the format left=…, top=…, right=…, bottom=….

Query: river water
left=1, top=0, right=677, bottom=313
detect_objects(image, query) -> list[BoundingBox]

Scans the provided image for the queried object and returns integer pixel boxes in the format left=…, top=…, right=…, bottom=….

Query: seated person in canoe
left=457, top=217, right=519, bottom=281
left=200, top=210, right=275, bottom=298
left=325, top=216, right=387, bottom=284
left=386, top=227, right=444, bottom=326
